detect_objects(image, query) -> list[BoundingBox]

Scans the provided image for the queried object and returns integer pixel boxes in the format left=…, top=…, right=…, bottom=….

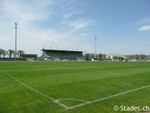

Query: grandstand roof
left=111, top=54, right=127, bottom=59
left=42, top=49, right=84, bottom=52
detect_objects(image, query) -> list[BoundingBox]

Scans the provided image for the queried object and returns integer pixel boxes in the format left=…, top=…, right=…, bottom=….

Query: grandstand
left=41, top=49, right=85, bottom=61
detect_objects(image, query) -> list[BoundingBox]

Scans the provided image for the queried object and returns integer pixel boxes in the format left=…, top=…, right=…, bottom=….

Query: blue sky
left=0, top=0, right=150, bottom=55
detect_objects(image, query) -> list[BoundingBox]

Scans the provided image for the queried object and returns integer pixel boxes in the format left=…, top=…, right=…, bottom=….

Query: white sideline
left=67, top=84, right=150, bottom=109
left=0, top=70, right=69, bottom=109
left=59, top=98, right=88, bottom=103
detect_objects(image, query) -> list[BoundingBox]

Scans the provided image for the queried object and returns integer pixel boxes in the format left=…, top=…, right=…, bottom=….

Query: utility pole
left=95, top=36, right=97, bottom=58
left=14, top=22, right=18, bottom=61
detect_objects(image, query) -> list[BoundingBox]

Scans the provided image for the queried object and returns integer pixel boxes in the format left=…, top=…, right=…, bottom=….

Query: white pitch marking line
left=59, top=98, right=88, bottom=103
left=68, top=84, right=150, bottom=110
left=0, top=69, right=69, bottom=109
left=1, top=69, right=150, bottom=110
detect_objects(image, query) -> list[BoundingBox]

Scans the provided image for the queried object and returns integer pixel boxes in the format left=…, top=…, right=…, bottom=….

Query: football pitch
left=0, top=61, right=150, bottom=113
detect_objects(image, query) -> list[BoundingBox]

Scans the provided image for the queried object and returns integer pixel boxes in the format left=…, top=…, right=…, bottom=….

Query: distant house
left=106, top=54, right=127, bottom=61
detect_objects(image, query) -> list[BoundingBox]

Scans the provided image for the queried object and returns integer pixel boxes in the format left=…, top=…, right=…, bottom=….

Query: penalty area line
left=68, top=84, right=150, bottom=110
left=0, top=69, right=69, bottom=109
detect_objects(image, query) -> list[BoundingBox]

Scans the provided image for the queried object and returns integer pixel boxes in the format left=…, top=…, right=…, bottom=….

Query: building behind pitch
left=41, top=49, right=85, bottom=61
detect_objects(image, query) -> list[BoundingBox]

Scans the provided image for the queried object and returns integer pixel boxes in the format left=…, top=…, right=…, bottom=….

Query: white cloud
left=138, top=25, right=150, bottom=31
left=69, top=19, right=93, bottom=31
left=0, top=0, right=52, bottom=22
left=0, top=0, right=93, bottom=56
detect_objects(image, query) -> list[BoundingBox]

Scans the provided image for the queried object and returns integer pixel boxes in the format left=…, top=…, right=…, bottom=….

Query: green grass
left=0, top=61, right=150, bottom=113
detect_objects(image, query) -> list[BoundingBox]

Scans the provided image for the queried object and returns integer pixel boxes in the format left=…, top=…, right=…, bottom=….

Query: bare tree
left=0, top=49, right=3, bottom=58
left=135, top=54, right=140, bottom=60
left=91, top=54, right=95, bottom=59
left=128, top=55, right=134, bottom=60
left=102, top=54, right=107, bottom=60
left=140, top=54, right=146, bottom=60
left=98, top=54, right=103, bottom=60
left=17, top=50, right=25, bottom=58
left=8, top=49, right=15, bottom=58
left=2, top=50, right=8, bottom=58
left=85, top=53, right=91, bottom=60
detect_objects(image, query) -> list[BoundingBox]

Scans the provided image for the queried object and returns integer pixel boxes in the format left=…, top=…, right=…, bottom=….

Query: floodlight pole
left=95, top=36, right=97, bottom=58
left=14, top=22, right=18, bottom=61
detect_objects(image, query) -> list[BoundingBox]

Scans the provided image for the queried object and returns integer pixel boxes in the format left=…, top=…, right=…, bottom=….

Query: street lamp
left=14, top=22, right=18, bottom=61
left=95, top=36, right=97, bottom=58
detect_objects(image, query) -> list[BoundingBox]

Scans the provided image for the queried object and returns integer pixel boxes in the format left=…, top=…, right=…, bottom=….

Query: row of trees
left=0, top=49, right=25, bottom=58
left=127, top=54, right=147, bottom=61
left=85, top=53, right=107, bottom=60
left=85, top=53, right=148, bottom=61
